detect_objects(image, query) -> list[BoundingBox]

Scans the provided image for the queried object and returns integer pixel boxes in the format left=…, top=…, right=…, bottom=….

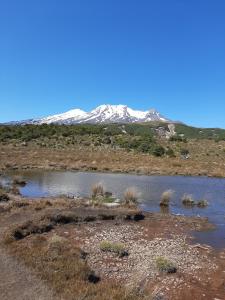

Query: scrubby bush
left=48, top=233, right=67, bottom=247
left=165, top=148, right=176, bottom=157
left=155, top=256, right=177, bottom=273
left=169, top=136, right=187, bottom=143
left=100, top=240, right=128, bottom=257
left=151, top=145, right=165, bottom=157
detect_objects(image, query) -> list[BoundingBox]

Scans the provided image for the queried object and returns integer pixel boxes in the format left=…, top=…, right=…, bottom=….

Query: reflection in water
left=160, top=206, right=170, bottom=214
left=2, top=170, right=225, bottom=249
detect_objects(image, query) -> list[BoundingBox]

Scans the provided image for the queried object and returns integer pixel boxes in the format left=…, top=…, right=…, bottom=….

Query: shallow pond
left=2, top=170, right=225, bottom=249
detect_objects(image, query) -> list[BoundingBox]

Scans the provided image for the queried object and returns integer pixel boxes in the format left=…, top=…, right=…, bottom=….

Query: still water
left=2, top=170, right=225, bottom=249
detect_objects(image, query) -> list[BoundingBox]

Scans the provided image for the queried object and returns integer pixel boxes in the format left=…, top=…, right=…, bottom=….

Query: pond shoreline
left=1, top=164, right=225, bottom=179
left=1, top=195, right=225, bottom=299
left=2, top=167, right=225, bottom=250
left=1, top=143, right=225, bottom=178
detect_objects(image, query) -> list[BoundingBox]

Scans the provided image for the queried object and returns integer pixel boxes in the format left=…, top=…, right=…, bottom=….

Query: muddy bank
left=0, top=195, right=224, bottom=299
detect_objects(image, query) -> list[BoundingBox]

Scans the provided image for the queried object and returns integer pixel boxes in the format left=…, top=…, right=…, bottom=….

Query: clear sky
left=0, top=0, right=225, bottom=127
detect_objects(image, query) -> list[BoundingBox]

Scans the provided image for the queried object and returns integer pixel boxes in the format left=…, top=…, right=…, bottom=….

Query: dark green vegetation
left=175, top=124, right=225, bottom=141
left=0, top=123, right=225, bottom=159
left=0, top=123, right=164, bottom=156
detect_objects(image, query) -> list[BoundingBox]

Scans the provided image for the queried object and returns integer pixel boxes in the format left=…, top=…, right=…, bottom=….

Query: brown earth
left=0, top=196, right=225, bottom=299
left=0, top=140, right=225, bottom=177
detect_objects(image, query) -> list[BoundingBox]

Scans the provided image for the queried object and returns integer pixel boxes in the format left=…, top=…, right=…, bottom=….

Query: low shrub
left=100, top=240, right=128, bottom=257
left=165, top=148, right=176, bottom=157
left=155, top=256, right=177, bottom=273
left=151, top=145, right=165, bottom=157
left=48, top=233, right=67, bottom=245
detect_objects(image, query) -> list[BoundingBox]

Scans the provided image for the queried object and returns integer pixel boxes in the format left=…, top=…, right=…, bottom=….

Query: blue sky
left=0, top=0, right=225, bottom=127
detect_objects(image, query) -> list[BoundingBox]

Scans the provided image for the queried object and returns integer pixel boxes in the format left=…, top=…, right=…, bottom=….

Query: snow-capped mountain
left=7, top=104, right=171, bottom=125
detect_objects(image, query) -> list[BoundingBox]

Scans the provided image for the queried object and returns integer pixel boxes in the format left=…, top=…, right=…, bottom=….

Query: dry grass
left=155, top=256, right=177, bottom=273
left=123, top=187, right=138, bottom=206
left=91, top=182, right=105, bottom=199
left=1, top=139, right=225, bottom=178
left=4, top=217, right=145, bottom=300
left=99, top=241, right=128, bottom=257
left=160, top=190, right=174, bottom=207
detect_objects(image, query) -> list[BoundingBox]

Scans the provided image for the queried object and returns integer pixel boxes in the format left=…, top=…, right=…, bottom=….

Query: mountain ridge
left=6, top=104, right=172, bottom=125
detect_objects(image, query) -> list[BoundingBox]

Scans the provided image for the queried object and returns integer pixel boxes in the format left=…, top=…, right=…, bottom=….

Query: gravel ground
left=82, top=223, right=217, bottom=287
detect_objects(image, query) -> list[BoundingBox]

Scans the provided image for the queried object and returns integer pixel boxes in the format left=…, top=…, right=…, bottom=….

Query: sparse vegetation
left=91, top=182, right=104, bottom=199
left=155, top=256, right=177, bottom=273
left=197, top=200, right=209, bottom=208
left=160, top=190, right=174, bottom=207
left=182, top=194, right=195, bottom=206
left=100, top=240, right=128, bottom=257
left=123, top=187, right=138, bottom=206
left=3, top=202, right=146, bottom=300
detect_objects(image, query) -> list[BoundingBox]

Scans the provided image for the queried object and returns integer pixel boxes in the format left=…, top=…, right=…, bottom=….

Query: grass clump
left=91, top=183, right=117, bottom=205
left=182, top=194, right=195, bottom=206
left=197, top=199, right=208, bottom=208
left=48, top=233, right=67, bottom=245
left=123, top=187, right=138, bottom=206
left=155, top=256, right=177, bottom=274
left=91, top=183, right=104, bottom=199
left=160, top=190, right=174, bottom=207
left=100, top=240, right=128, bottom=257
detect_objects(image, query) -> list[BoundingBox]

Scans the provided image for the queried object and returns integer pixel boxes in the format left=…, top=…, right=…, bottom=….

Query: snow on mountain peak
left=8, top=104, right=171, bottom=125
left=39, top=108, right=88, bottom=124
